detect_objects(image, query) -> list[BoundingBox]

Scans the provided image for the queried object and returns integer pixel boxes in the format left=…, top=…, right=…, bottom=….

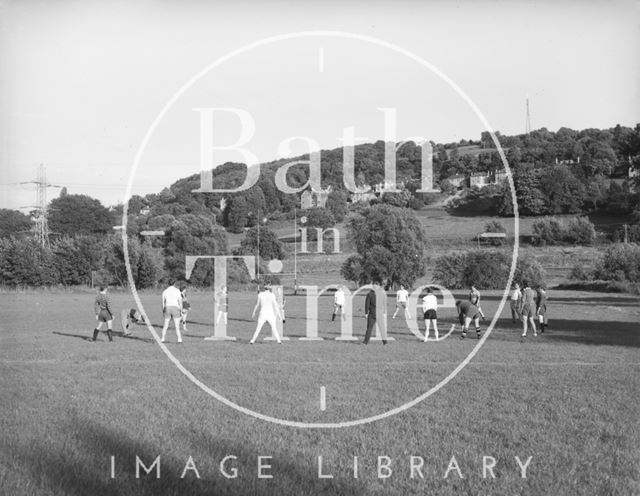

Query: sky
left=0, top=0, right=639, bottom=210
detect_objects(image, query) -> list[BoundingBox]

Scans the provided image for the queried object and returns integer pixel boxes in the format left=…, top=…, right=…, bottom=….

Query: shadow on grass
left=52, top=331, right=154, bottom=344
left=540, top=319, right=640, bottom=348
left=469, top=294, right=640, bottom=307
left=12, top=417, right=365, bottom=496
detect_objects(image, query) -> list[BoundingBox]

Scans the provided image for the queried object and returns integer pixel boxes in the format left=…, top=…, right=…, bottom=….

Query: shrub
left=593, top=243, right=640, bottom=283
left=569, top=265, right=591, bottom=281
left=532, top=217, right=563, bottom=245
left=434, top=250, right=546, bottom=289
left=532, top=216, right=596, bottom=246
left=564, top=217, right=596, bottom=245
left=513, top=257, right=546, bottom=288
left=612, top=224, right=640, bottom=243
left=484, top=220, right=507, bottom=246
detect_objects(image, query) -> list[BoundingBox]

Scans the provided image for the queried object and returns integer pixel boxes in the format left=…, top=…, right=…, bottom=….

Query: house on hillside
left=300, top=186, right=332, bottom=209
left=494, top=170, right=508, bottom=184
left=350, top=191, right=376, bottom=203
left=470, top=172, right=491, bottom=188
left=555, top=157, right=580, bottom=165
left=446, top=174, right=466, bottom=189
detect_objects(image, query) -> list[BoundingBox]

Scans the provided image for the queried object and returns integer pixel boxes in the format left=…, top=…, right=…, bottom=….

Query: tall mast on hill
left=525, top=96, right=532, bottom=135
left=20, top=164, right=60, bottom=247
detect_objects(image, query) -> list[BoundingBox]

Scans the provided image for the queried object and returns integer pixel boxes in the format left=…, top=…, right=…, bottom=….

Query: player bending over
left=456, top=299, right=482, bottom=339
left=120, top=308, right=143, bottom=336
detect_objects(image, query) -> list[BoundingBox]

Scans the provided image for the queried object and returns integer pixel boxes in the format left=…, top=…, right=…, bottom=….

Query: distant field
left=1, top=289, right=639, bottom=495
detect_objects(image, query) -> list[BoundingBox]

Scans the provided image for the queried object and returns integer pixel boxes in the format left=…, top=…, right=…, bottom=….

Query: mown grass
left=1, top=290, right=639, bottom=495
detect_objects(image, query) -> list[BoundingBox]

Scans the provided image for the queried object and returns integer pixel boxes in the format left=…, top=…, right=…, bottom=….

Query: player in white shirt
left=215, top=286, right=228, bottom=326
left=249, top=285, right=283, bottom=344
left=161, top=279, right=183, bottom=343
left=510, top=283, right=522, bottom=323
left=469, top=286, right=486, bottom=319
left=422, top=287, right=439, bottom=341
left=332, top=286, right=346, bottom=322
left=392, top=284, right=411, bottom=319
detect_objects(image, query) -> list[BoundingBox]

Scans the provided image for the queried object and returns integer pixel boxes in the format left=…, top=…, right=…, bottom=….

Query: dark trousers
left=364, top=315, right=376, bottom=344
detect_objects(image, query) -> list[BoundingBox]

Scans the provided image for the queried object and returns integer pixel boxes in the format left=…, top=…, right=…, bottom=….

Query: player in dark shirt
left=536, top=286, right=548, bottom=333
left=456, top=299, right=482, bottom=339
left=93, top=286, right=114, bottom=342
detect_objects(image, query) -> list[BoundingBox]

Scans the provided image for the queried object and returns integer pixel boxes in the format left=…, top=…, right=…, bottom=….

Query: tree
left=0, top=209, right=32, bottom=238
left=0, top=237, right=59, bottom=286
left=161, top=214, right=229, bottom=285
left=225, top=196, right=249, bottom=233
left=584, top=175, right=608, bottom=211
left=325, top=190, right=349, bottom=222
left=239, top=226, right=285, bottom=261
left=539, top=165, right=585, bottom=214
left=101, top=235, right=162, bottom=288
left=341, top=205, right=425, bottom=288
left=301, top=207, right=335, bottom=230
left=48, top=194, right=113, bottom=235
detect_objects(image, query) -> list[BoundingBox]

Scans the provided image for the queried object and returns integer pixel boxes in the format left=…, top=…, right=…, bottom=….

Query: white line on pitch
left=320, top=386, right=326, bottom=411
left=318, top=47, right=324, bottom=72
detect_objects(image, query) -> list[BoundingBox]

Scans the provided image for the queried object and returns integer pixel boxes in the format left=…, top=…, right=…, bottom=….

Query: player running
left=422, top=287, right=439, bottom=341
left=392, top=284, right=411, bottom=320
left=456, top=299, right=482, bottom=339
left=93, top=286, right=114, bottom=342
left=520, top=280, right=538, bottom=338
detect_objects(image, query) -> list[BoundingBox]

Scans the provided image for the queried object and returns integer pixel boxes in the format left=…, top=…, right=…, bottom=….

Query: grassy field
left=1, top=288, right=639, bottom=495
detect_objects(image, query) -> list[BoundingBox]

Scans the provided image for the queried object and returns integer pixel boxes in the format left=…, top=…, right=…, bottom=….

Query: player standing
left=180, top=284, right=191, bottom=332
left=469, top=286, right=486, bottom=320
left=520, top=280, right=538, bottom=338
left=510, top=282, right=522, bottom=323
left=215, top=286, right=228, bottom=326
left=249, top=285, right=283, bottom=344
left=160, top=279, right=183, bottom=343
left=422, top=287, right=439, bottom=342
left=93, top=286, right=114, bottom=342
left=332, top=286, right=346, bottom=322
left=536, top=286, right=548, bottom=333
left=392, top=284, right=411, bottom=320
